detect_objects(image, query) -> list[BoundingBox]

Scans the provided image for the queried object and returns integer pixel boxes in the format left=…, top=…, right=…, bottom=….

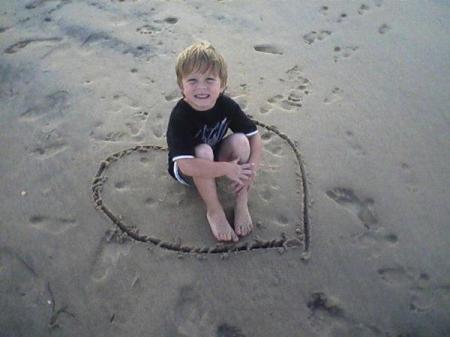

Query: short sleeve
left=227, top=98, right=258, bottom=137
left=167, top=110, right=195, bottom=162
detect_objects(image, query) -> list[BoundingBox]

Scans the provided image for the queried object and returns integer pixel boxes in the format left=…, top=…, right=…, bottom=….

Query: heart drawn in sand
left=91, top=120, right=309, bottom=255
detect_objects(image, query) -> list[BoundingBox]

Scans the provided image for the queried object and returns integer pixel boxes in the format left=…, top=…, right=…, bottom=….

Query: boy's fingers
left=232, top=181, right=243, bottom=192
left=241, top=163, right=253, bottom=169
left=242, top=168, right=253, bottom=175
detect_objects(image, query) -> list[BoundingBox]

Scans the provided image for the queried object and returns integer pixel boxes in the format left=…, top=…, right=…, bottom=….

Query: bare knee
left=227, top=133, right=250, bottom=162
left=195, top=144, right=214, bottom=161
left=230, top=133, right=250, bottom=151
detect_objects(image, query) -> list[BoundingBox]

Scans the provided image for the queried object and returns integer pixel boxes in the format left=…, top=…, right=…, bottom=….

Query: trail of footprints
left=326, top=186, right=400, bottom=252
left=305, top=1, right=391, bottom=65
left=324, top=179, right=445, bottom=319
left=306, top=270, right=448, bottom=336
left=260, top=65, right=312, bottom=114
left=375, top=265, right=447, bottom=314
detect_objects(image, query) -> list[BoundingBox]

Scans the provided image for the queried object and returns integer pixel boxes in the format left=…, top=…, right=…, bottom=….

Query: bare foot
left=234, top=202, right=253, bottom=237
left=206, top=209, right=238, bottom=242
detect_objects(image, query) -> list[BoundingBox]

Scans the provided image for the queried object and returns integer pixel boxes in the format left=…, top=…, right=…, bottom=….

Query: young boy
left=166, top=41, right=262, bottom=242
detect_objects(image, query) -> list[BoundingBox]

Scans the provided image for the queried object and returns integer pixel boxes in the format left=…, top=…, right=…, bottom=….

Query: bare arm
left=177, top=158, right=253, bottom=184
left=248, top=133, right=263, bottom=169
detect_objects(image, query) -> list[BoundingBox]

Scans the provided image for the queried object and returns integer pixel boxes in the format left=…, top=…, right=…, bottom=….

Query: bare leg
left=217, top=134, right=254, bottom=237
left=190, top=144, right=238, bottom=242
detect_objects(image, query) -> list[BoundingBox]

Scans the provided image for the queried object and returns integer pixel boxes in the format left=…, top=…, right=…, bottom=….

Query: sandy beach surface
left=1, top=0, right=449, bottom=336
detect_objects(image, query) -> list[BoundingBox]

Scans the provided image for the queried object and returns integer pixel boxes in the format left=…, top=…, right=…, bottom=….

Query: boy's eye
left=206, top=78, right=216, bottom=82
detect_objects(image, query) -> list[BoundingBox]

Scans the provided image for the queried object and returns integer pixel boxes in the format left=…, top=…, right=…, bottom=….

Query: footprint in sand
left=0, top=26, right=11, bottom=34
left=90, top=94, right=154, bottom=142
left=308, top=292, right=345, bottom=319
left=149, top=112, right=164, bottom=139
left=323, top=87, right=344, bottom=104
left=378, top=266, right=433, bottom=312
left=262, top=66, right=311, bottom=113
left=358, top=4, right=370, bottom=15
left=333, top=46, right=359, bottom=63
left=326, top=187, right=377, bottom=228
left=4, top=38, right=61, bottom=54
left=125, top=110, right=150, bottom=137
left=307, top=291, right=382, bottom=336
left=319, top=5, right=329, bottom=16
left=136, top=16, right=178, bottom=36
left=327, top=186, right=400, bottom=253
left=28, top=129, right=68, bottom=159
left=351, top=227, right=399, bottom=251
left=400, top=162, right=419, bottom=192
left=378, top=23, right=391, bottom=34
left=216, top=323, right=247, bottom=337
left=253, top=44, right=283, bottom=55
left=29, top=215, right=77, bottom=235
left=172, top=284, right=246, bottom=336
left=90, top=228, right=132, bottom=282
left=114, top=180, right=131, bottom=191
left=307, top=292, right=348, bottom=333
left=344, top=130, right=367, bottom=156
left=303, top=30, right=332, bottom=45
left=19, top=91, right=70, bottom=123
left=93, top=130, right=127, bottom=142
left=378, top=266, right=415, bottom=284
left=372, top=0, right=383, bottom=8
left=173, top=286, right=215, bottom=336
left=136, top=24, right=162, bottom=35
left=336, top=13, right=348, bottom=23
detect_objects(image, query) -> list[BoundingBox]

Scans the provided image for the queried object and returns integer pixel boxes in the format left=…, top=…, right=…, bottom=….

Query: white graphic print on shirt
left=194, top=118, right=229, bottom=147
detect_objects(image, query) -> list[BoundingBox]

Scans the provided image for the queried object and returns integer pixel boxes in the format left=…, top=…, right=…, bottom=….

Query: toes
left=235, top=225, right=242, bottom=236
left=235, top=223, right=252, bottom=237
left=238, top=225, right=246, bottom=236
left=243, top=226, right=250, bottom=236
left=216, top=230, right=238, bottom=242
left=231, top=231, right=239, bottom=242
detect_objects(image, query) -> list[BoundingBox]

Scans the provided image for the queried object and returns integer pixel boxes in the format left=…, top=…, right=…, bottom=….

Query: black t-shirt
left=166, top=94, right=258, bottom=165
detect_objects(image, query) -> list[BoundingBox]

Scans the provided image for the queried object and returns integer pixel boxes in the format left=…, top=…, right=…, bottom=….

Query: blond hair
left=175, top=41, right=228, bottom=89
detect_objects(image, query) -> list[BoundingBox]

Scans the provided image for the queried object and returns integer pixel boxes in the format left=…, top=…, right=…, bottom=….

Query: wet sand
left=1, top=0, right=449, bottom=336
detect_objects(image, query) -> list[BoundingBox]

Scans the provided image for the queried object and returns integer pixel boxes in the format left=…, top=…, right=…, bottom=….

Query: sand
left=1, top=0, right=449, bottom=336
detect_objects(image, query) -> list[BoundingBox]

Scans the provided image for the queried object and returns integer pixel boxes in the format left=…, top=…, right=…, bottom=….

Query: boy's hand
left=231, top=163, right=257, bottom=193
left=225, top=159, right=254, bottom=187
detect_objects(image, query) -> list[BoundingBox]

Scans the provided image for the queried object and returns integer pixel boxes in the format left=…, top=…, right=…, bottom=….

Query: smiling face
left=180, top=70, right=225, bottom=111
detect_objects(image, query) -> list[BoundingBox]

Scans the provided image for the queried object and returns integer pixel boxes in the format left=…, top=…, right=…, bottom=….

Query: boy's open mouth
left=194, top=94, right=210, bottom=99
